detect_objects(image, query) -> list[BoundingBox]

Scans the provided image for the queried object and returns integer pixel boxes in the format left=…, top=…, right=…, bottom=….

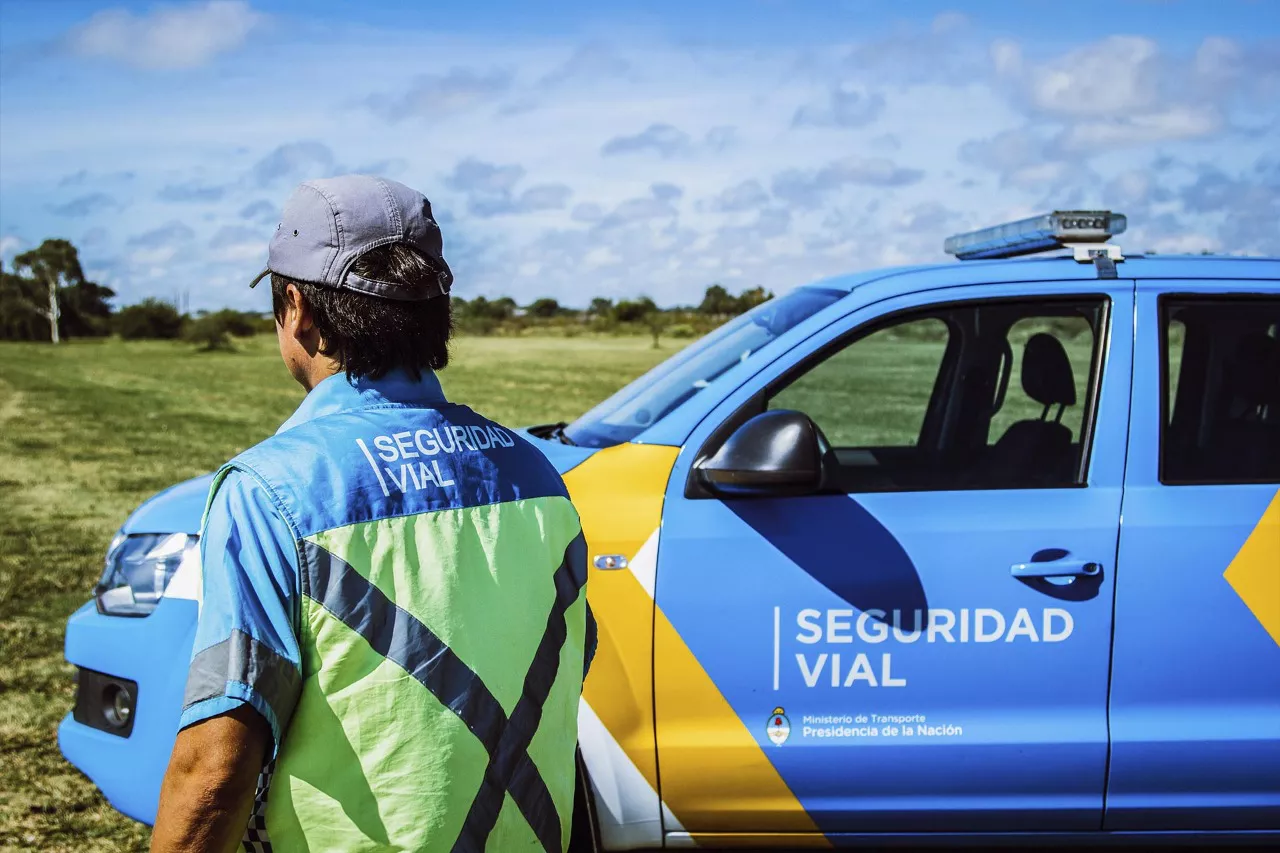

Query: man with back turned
left=151, top=175, right=594, bottom=853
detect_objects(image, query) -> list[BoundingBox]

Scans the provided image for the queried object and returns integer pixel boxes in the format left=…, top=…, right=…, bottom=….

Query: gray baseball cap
left=249, top=175, right=453, bottom=301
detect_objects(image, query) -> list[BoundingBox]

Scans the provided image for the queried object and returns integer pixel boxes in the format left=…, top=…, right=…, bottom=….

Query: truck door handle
left=1011, top=560, right=1102, bottom=579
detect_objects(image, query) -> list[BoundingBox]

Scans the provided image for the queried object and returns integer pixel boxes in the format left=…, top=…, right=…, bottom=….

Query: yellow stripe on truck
left=1225, top=489, right=1280, bottom=647
left=565, top=443, right=827, bottom=845
left=566, top=444, right=678, bottom=793
left=655, top=604, right=825, bottom=836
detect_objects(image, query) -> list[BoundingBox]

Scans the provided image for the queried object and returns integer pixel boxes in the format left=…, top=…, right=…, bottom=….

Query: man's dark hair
left=271, top=242, right=453, bottom=379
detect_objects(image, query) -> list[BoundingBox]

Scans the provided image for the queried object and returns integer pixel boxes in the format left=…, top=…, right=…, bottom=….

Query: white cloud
left=959, top=127, right=1077, bottom=191
left=772, top=156, right=923, bottom=207
left=65, top=1, right=262, bottom=70
left=441, top=159, right=574, bottom=217
left=601, top=123, right=692, bottom=158
left=367, top=67, right=513, bottom=120
left=792, top=87, right=885, bottom=129
left=702, top=179, right=770, bottom=213
left=1056, top=105, right=1222, bottom=152
left=48, top=192, right=123, bottom=218
left=126, top=220, right=194, bottom=266
left=540, top=44, right=632, bottom=87
left=990, top=33, right=1249, bottom=153
left=1147, top=231, right=1221, bottom=254
left=5, top=14, right=1276, bottom=309
left=0, top=234, right=24, bottom=263
left=1013, top=36, right=1163, bottom=119
left=209, top=224, right=267, bottom=262
left=250, top=142, right=335, bottom=188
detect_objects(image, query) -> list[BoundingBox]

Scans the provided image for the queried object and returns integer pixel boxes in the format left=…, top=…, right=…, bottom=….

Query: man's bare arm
left=150, top=704, right=270, bottom=853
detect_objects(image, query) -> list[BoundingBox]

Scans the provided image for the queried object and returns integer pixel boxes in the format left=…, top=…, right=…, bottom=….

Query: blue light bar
left=944, top=210, right=1127, bottom=261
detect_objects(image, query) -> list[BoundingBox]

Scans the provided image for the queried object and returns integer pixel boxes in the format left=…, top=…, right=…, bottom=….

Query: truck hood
left=120, top=432, right=599, bottom=535
left=123, top=473, right=217, bottom=535
left=514, top=428, right=600, bottom=475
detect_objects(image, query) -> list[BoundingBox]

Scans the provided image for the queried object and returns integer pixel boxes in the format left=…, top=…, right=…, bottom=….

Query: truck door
left=653, top=282, right=1134, bottom=840
left=1106, top=284, right=1280, bottom=830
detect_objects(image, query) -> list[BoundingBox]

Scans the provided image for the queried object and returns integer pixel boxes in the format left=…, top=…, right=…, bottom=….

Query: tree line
left=1, top=238, right=773, bottom=348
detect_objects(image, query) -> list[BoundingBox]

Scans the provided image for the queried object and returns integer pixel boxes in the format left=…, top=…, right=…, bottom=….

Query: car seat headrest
left=1022, top=333, right=1077, bottom=409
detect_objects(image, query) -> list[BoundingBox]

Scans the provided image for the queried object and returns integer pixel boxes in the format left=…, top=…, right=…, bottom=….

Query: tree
left=1, top=263, right=47, bottom=340
left=644, top=310, right=667, bottom=349
left=527, top=297, right=561, bottom=318
left=58, top=280, right=116, bottom=338
left=698, top=283, right=738, bottom=317
left=200, top=309, right=260, bottom=337
left=462, top=296, right=518, bottom=321
left=736, top=286, right=772, bottom=312
left=698, top=283, right=772, bottom=317
left=115, top=299, right=184, bottom=340
left=493, top=296, right=518, bottom=318
left=614, top=296, right=658, bottom=323
left=12, top=239, right=104, bottom=344
left=2, top=241, right=114, bottom=342
left=587, top=297, right=613, bottom=317
left=184, top=314, right=235, bottom=351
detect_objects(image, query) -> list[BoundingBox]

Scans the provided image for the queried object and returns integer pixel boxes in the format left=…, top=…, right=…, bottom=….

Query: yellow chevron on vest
left=564, top=444, right=822, bottom=840
left=1225, top=489, right=1280, bottom=646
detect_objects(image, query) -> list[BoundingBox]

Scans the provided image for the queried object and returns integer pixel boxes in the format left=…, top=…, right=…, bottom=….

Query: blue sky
left=1, top=0, right=1277, bottom=311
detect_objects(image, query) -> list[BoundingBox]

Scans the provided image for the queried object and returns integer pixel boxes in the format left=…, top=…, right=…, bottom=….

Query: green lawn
left=0, top=334, right=672, bottom=852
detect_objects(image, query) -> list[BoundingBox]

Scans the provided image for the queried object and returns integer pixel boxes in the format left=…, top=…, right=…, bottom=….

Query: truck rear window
left=1161, top=295, right=1280, bottom=485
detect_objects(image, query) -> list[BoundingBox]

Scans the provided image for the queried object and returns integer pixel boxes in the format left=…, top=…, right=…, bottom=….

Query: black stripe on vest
left=302, top=532, right=587, bottom=853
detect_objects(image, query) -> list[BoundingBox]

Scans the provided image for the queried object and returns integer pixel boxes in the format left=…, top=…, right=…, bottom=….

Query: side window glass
left=766, top=298, right=1106, bottom=492
left=770, top=318, right=949, bottom=449
left=1166, top=317, right=1186, bottom=413
left=987, top=315, right=1095, bottom=445
left=1161, top=296, right=1280, bottom=485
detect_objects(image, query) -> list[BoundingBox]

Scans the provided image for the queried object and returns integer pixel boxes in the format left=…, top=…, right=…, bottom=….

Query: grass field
left=0, top=334, right=672, bottom=852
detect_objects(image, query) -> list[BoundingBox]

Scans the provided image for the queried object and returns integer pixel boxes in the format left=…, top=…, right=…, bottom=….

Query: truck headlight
left=95, top=532, right=198, bottom=617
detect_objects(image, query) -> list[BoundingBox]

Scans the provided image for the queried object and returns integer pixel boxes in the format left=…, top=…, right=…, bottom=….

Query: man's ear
left=284, top=283, right=322, bottom=355
left=283, top=283, right=309, bottom=331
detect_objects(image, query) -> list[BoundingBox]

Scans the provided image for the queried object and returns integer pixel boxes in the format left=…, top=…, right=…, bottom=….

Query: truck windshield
left=564, top=287, right=845, bottom=448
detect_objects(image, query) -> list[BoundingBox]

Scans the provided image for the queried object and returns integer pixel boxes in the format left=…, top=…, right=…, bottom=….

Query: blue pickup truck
left=61, top=212, right=1279, bottom=849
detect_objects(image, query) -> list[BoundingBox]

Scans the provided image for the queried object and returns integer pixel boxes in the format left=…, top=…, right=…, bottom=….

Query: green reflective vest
left=224, top=393, right=588, bottom=852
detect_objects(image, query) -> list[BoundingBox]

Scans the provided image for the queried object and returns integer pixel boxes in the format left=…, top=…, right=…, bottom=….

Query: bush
left=115, top=299, right=184, bottom=340
left=614, top=297, right=657, bottom=323
left=667, top=323, right=697, bottom=339
left=184, top=314, right=237, bottom=351
left=456, top=315, right=497, bottom=336
left=199, top=309, right=261, bottom=338
left=526, top=298, right=561, bottom=318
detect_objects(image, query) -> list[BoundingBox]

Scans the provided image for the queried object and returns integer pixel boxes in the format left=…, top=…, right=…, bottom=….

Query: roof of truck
left=806, top=253, right=1280, bottom=296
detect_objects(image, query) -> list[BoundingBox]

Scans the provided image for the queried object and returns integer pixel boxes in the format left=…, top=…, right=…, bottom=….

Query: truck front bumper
left=58, top=596, right=197, bottom=825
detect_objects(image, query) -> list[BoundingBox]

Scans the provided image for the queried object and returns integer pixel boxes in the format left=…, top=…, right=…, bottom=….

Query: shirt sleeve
left=179, top=469, right=302, bottom=754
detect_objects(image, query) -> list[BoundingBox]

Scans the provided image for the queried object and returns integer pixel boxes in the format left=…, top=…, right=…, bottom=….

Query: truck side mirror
left=696, top=409, right=829, bottom=498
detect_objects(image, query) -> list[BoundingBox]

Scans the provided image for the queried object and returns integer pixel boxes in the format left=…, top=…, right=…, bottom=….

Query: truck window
left=564, top=287, right=844, bottom=447
left=1160, top=295, right=1280, bottom=485
left=767, top=297, right=1107, bottom=492
left=770, top=317, right=949, bottom=448
left=987, top=315, right=1095, bottom=447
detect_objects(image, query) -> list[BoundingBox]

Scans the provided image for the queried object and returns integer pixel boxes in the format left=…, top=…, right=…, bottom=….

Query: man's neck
left=298, top=359, right=342, bottom=392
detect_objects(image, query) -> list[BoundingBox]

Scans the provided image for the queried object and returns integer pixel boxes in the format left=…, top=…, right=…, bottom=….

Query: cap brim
left=249, top=268, right=271, bottom=288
